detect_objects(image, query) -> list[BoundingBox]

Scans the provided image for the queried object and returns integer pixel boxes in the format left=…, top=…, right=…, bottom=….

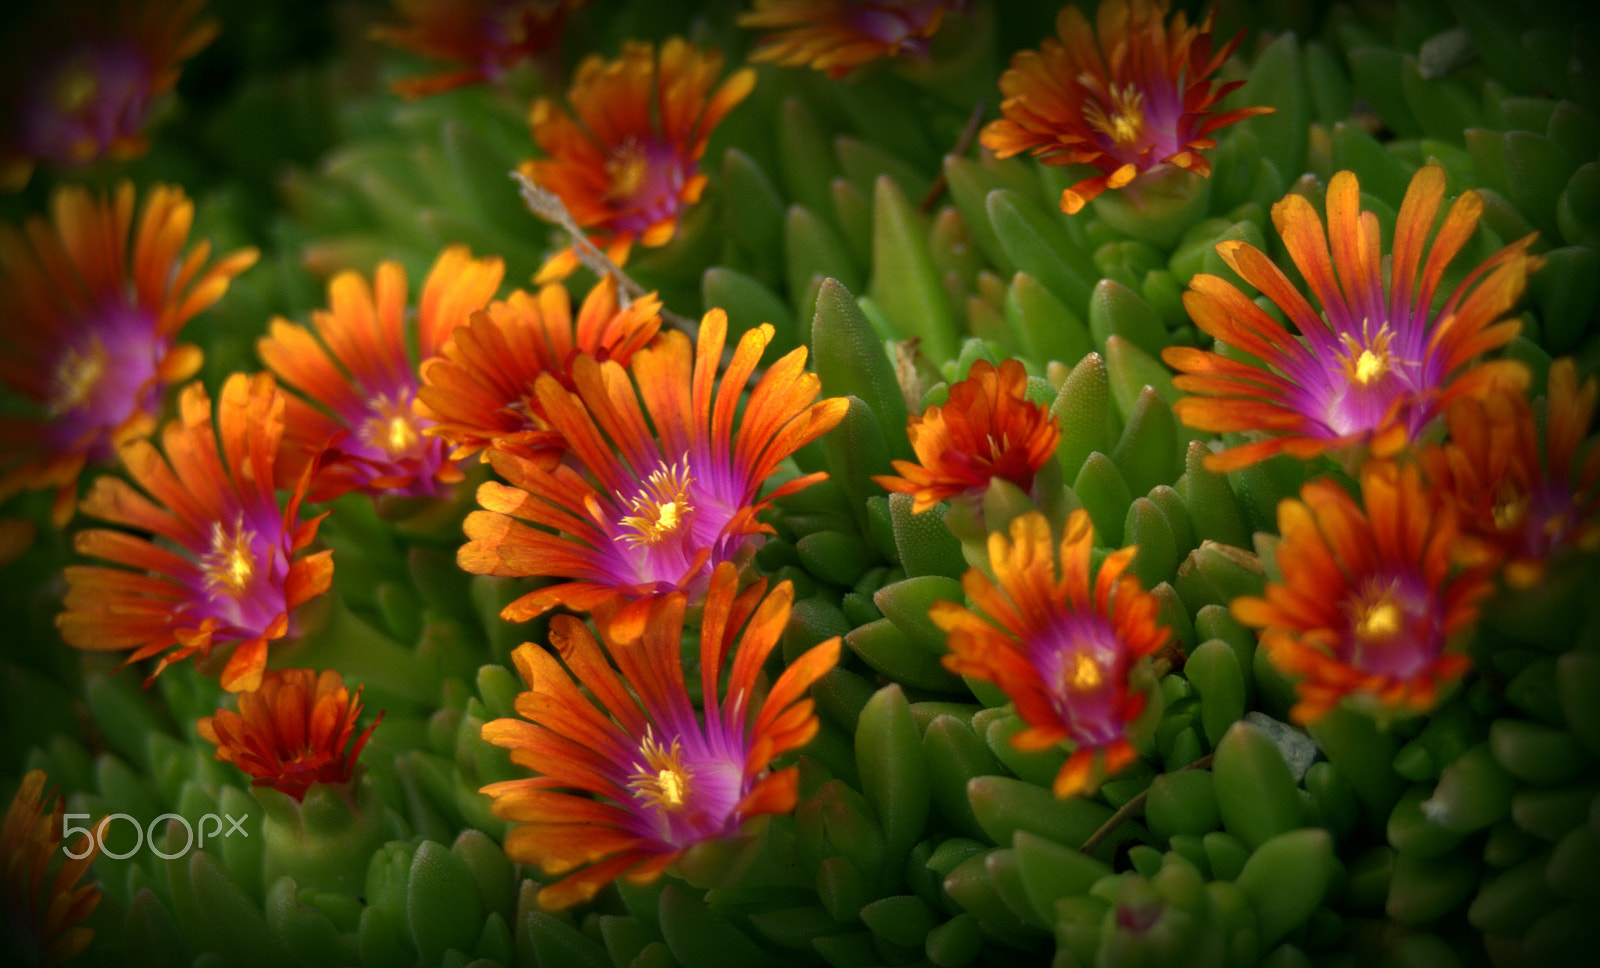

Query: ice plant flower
left=1, top=771, right=100, bottom=966
left=371, top=0, right=585, bottom=99
left=737, top=0, right=960, bottom=79
left=520, top=38, right=755, bottom=283
left=414, top=275, right=661, bottom=464
left=0, top=181, right=258, bottom=526
left=930, top=509, right=1169, bottom=798
left=1232, top=461, right=1495, bottom=724
left=458, top=309, right=847, bottom=639
left=198, top=668, right=382, bottom=801
left=479, top=561, right=841, bottom=909
left=1163, top=165, right=1543, bottom=473
left=0, top=0, right=218, bottom=190
left=56, top=372, right=334, bottom=693
left=1423, top=358, right=1600, bottom=589
left=873, top=358, right=1060, bottom=514
left=258, top=245, right=505, bottom=501
left=979, top=0, right=1271, bottom=213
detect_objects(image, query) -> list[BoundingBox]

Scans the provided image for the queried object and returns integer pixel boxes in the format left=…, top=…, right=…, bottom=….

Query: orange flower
left=1, top=771, right=101, bottom=966
left=1423, top=359, right=1600, bottom=588
left=57, top=372, right=334, bottom=693
left=520, top=38, right=754, bottom=283
left=0, top=181, right=257, bottom=525
left=371, top=0, right=585, bottom=99
left=930, top=510, right=1169, bottom=798
left=1232, top=461, right=1495, bottom=724
left=414, top=275, right=661, bottom=464
left=980, top=0, right=1271, bottom=213
left=457, top=308, right=846, bottom=640
left=258, top=245, right=505, bottom=501
left=480, top=561, right=840, bottom=909
left=0, top=0, right=217, bottom=190
left=199, top=668, right=382, bottom=801
left=738, top=0, right=960, bottom=79
left=1163, top=165, right=1542, bottom=473
left=873, top=358, right=1060, bottom=513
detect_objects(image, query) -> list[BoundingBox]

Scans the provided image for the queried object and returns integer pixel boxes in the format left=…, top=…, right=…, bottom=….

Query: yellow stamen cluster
left=1066, top=651, right=1103, bottom=692
left=1348, top=579, right=1406, bottom=643
left=361, top=395, right=424, bottom=459
left=629, top=729, right=692, bottom=812
left=49, top=337, right=108, bottom=416
left=617, top=460, right=696, bottom=548
left=1337, top=321, right=1401, bottom=387
left=605, top=139, right=648, bottom=202
left=1081, top=80, right=1146, bottom=147
left=53, top=59, right=99, bottom=114
left=202, top=517, right=258, bottom=597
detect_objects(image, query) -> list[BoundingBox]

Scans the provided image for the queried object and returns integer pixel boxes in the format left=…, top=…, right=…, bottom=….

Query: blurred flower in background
left=738, top=0, right=962, bottom=78
left=1, top=771, right=101, bottom=966
left=520, top=37, right=755, bottom=282
left=0, top=181, right=258, bottom=526
left=0, top=0, right=217, bottom=190
left=371, top=0, right=587, bottom=99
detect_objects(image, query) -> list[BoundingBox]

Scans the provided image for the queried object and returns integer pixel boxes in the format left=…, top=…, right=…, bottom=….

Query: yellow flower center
left=1082, top=80, right=1146, bottom=148
left=605, top=141, right=648, bottom=202
left=1338, top=322, right=1401, bottom=387
left=629, top=730, right=692, bottom=812
left=1355, top=600, right=1401, bottom=639
left=1493, top=491, right=1528, bottom=531
left=202, top=517, right=258, bottom=597
left=1066, top=652, right=1103, bottom=692
left=617, top=460, right=695, bottom=548
left=49, top=337, right=108, bottom=416
left=361, top=395, right=425, bottom=459
left=53, top=60, right=99, bottom=114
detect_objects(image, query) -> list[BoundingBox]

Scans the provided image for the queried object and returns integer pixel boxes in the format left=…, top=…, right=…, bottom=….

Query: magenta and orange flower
left=2, top=771, right=101, bottom=966
left=0, top=181, right=257, bottom=525
left=1233, top=461, right=1495, bottom=724
left=874, top=358, right=1060, bottom=513
left=414, top=275, right=661, bottom=465
left=980, top=0, right=1271, bottom=214
left=258, top=245, right=504, bottom=501
left=0, top=0, right=217, bottom=190
left=57, top=372, right=334, bottom=693
left=1423, top=358, right=1600, bottom=588
left=1164, top=164, right=1543, bottom=473
left=480, top=561, right=839, bottom=908
left=457, top=308, right=846, bottom=640
left=520, top=38, right=754, bottom=283
left=371, top=0, right=586, bottom=99
left=931, top=509, right=1169, bottom=798
left=199, top=668, right=382, bottom=801
left=738, top=0, right=961, bottom=79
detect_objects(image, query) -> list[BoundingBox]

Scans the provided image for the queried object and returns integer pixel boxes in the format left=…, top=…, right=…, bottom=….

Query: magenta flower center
left=47, top=306, right=165, bottom=462
left=1037, top=614, right=1127, bottom=748
left=627, top=728, right=746, bottom=848
left=602, top=137, right=689, bottom=232
left=1339, top=572, right=1439, bottom=679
